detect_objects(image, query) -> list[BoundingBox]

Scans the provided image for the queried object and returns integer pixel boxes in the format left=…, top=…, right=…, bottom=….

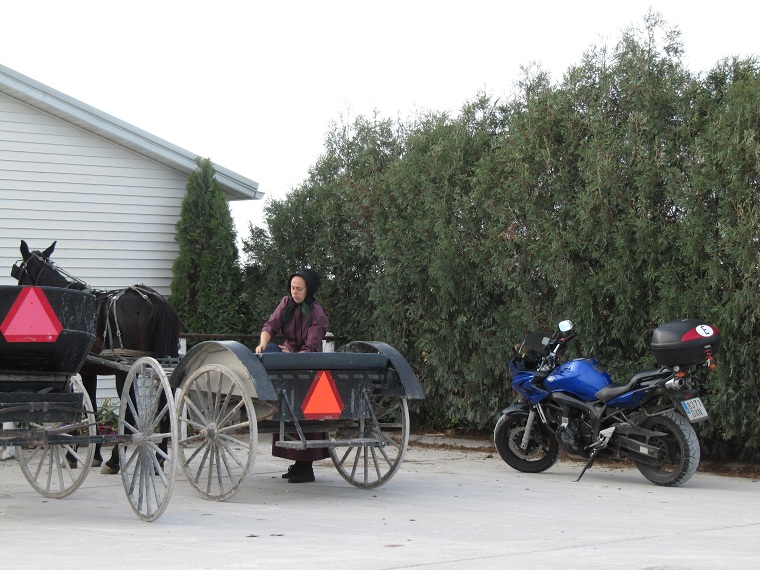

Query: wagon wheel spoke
left=118, top=357, right=178, bottom=522
left=16, top=376, right=96, bottom=498
left=217, top=433, right=250, bottom=469
left=329, top=394, right=409, bottom=489
left=217, top=428, right=251, bottom=448
left=178, top=364, right=257, bottom=502
left=216, top=398, right=246, bottom=430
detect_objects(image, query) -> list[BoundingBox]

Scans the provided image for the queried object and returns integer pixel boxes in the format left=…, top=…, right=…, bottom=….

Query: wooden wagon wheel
left=328, top=392, right=410, bottom=489
left=177, top=364, right=257, bottom=501
left=16, top=376, right=97, bottom=498
left=117, top=357, right=178, bottom=522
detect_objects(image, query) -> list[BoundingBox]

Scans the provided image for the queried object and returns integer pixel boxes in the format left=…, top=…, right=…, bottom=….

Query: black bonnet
left=289, top=268, right=320, bottom=304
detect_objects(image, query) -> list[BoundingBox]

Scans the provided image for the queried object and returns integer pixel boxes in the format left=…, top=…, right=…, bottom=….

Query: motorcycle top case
left=650, top=319, right=720, bottom=367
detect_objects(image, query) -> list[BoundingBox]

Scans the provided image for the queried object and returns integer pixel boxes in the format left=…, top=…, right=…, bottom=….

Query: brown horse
left=12, top=240, right=181, bottom=473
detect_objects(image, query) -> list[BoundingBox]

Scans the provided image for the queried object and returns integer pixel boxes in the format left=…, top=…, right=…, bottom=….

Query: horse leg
left=102, top=443, right=121, bottom=474
left=80, top=372, right=103, bottom=467
left=101, top=371, right=127, bottom=475
left=65, top=372, right=100, bottom=468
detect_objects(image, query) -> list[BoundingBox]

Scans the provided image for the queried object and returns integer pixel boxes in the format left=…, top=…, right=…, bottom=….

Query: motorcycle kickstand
left=574, top=426, right=616, bottom=482
left=575, top=449, right=599, bottom=482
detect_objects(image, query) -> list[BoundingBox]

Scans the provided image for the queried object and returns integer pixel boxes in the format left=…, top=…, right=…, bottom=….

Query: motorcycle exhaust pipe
left=665, top=377, right=685, bottom=391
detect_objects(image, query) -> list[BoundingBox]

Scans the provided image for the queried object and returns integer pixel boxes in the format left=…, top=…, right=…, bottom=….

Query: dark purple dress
left=263, top=297, right=330, bottom=461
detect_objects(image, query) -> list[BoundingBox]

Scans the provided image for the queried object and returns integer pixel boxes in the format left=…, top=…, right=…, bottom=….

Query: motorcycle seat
left=595, top=368, right=669, bottom=403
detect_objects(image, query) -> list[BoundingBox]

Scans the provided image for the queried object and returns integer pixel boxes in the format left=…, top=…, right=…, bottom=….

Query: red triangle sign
left=302, top=370, right=344, bottom=420
left=0, top=287, right=63, bottom=343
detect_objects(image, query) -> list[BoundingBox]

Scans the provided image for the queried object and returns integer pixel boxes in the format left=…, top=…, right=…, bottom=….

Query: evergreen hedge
left=238, top=15, right=760, bottom=460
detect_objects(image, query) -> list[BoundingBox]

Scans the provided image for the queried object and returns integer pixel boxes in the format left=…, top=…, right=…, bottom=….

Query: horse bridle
left=12, top=251, right=89, bottom=290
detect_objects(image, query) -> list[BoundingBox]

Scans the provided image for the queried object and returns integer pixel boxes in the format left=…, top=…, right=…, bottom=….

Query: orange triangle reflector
left=302, top=370, right=344, bottom=420
left=0, top=287, right=63, bottom=343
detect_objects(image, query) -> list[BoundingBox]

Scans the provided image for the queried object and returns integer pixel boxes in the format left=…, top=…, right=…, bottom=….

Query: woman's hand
left=256, top=331, right=272, bottom=354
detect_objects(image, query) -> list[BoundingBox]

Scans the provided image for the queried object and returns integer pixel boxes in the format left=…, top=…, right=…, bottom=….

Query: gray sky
left=2, top=1, right=758, bottom=240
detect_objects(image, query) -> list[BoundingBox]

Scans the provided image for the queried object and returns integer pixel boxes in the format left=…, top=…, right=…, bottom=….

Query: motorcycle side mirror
left=558, top=320, right=574, bottom=333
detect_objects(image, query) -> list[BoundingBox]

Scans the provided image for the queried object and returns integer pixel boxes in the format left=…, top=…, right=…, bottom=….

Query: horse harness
left=97, top=285, right=165, bottom=358
left=13, top=252, right=166, bottom=359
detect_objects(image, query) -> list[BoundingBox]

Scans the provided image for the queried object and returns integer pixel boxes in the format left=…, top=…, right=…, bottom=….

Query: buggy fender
left=337, top=340, right=424, bottom=399
left=170, top=340, right=277, bottom=401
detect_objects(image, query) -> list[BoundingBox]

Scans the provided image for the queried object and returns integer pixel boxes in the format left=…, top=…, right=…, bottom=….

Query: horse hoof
left=92, top=458, right=102, bottom=468
left=101, top=464, right=119, bottom=475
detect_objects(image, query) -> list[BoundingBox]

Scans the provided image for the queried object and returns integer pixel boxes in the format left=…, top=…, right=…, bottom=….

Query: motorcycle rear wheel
left=494, top=412, right=559, bottom=473
left=633, top=411, right=700, bottom=487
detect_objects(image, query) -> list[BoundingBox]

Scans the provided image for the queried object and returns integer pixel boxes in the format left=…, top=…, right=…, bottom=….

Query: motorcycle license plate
left=680, top=397, right=708, bottom=422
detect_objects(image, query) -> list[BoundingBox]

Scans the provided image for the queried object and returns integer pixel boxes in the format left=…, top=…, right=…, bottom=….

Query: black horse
left=12, top=240, right=181, bottom=473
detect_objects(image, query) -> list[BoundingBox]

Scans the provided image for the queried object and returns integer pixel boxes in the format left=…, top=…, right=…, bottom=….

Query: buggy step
left=275, top=437, right=386, bottom=449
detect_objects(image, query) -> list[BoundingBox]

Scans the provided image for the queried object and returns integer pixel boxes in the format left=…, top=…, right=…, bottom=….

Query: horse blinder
left=11, top=261, right=23, bottom=281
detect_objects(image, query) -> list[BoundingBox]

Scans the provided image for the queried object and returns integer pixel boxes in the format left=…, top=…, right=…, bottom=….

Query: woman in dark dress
left=255, top=268, right=329, bottom=483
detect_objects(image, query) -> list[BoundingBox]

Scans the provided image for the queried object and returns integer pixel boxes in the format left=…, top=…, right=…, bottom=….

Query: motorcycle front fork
left=520, top=408, right=538, bottom=450
left=520, top=404, right=551, bottom=450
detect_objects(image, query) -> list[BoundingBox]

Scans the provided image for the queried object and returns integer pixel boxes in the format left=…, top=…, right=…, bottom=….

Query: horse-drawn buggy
left=1, top=241, right=423, bottom=521
left=0, top=282, right=181, bottom=521
left=172, top=338, right=423, bottom=500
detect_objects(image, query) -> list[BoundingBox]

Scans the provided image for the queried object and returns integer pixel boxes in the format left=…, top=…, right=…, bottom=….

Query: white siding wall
left=0, top=92, right=186, bottom=295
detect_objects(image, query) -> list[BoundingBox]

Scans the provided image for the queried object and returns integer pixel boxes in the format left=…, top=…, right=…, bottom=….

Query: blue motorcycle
left=494, top=319, right=720, bottom=486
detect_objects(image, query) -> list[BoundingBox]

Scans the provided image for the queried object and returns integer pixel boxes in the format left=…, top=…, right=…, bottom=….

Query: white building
left=0, top=62, right=262, bottom=295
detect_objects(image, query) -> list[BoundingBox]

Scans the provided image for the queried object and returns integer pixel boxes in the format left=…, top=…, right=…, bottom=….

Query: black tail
left=149, top=293, right=181, bottom=358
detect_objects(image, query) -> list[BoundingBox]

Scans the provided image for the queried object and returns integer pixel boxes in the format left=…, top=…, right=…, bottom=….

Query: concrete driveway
left=0, top=434, right=757, bottom=569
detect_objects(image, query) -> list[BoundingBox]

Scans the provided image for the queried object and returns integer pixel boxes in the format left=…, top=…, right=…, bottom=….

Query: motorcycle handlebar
left=563, top=332, right=578, bottom=343
left=550, top=331, right=577, bottom=353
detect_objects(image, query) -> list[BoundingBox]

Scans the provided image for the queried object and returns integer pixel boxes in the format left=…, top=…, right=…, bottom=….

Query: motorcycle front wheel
left=633, top=411, right=700, bottom=487
left=494, top=412, right=559, bottom=473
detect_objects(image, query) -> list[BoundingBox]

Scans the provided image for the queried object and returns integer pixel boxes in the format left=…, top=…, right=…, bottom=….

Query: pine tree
left=171, top=157, right=243, bottom=336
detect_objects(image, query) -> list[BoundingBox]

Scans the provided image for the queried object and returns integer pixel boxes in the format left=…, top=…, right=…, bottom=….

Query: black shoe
left=288, top=470, right=315, bottom=483
left=281, top=464, right=298, bottom=479
left=286, top=461, right=315, bottom=483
